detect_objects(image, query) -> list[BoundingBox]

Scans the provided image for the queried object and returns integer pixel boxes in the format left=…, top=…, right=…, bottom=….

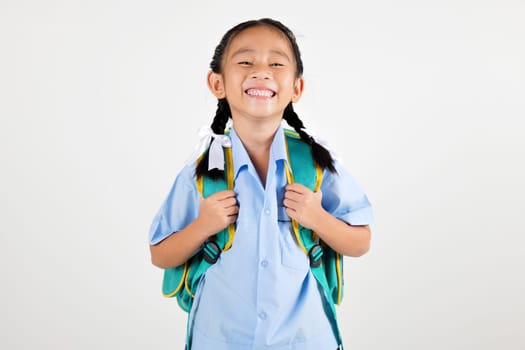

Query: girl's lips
left=245, top=88, right=276, bottom=98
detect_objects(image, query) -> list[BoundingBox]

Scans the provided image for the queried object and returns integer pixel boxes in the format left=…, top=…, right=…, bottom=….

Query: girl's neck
left=232, top=117, right=281, bottom=153
left=232, top=117, right=281, bottom=187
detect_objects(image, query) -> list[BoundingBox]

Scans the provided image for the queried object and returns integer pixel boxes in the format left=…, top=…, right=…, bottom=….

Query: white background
left=1, top=0, right=524, bottom=349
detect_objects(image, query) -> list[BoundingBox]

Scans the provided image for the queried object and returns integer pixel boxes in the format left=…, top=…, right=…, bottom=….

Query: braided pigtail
left=195, top=98, right=231, bottom=180
left=283, top=103, right=337, bottom=174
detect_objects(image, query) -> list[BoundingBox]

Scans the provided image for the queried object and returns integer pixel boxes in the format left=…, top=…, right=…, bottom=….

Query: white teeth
left=246, top=89, right=274, bottom=97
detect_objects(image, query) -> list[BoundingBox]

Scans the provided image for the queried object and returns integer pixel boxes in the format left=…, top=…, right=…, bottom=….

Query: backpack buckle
left=203, top=241, right=221, bottom=264
left=308, top=244, right=323, bottom=267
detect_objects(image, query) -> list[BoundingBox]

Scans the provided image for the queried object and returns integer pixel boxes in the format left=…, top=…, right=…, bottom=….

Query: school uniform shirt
left=149, top=125, right=374, bottom=350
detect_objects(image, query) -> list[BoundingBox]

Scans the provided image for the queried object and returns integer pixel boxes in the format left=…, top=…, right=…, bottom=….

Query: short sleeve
left=320, top=160, right=374, bottom=226
left=148, top=164, right=201, bottom=245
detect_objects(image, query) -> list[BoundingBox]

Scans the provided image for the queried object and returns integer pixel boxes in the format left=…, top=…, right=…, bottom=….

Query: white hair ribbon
left=208, top=133, right=231, bottom=171
left=185, top=125, right=231, bottom=170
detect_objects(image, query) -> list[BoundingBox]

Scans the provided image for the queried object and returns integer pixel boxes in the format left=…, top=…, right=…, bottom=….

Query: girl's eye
left=238, top=61, right=252, bottom=66
left=270, top=63, right=284, bottom=67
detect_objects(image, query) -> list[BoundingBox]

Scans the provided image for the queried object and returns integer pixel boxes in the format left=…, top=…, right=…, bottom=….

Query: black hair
left=197, top=18, right=336, bottom=179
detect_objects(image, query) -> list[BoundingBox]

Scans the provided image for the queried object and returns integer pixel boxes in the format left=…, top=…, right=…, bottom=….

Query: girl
left=149, top=18, right=373, bottom=350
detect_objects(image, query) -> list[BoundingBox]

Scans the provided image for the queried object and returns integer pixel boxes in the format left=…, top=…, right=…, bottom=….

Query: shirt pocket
left=278, top=206, right=309, bottom=271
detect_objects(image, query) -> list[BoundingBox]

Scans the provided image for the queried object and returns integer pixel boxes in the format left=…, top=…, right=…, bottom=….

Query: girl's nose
left=250, top=68, right=271, bottom=80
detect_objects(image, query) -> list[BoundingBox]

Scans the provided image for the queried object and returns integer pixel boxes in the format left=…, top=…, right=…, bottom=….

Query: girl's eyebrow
left=230, top=48, right=291, bottom=62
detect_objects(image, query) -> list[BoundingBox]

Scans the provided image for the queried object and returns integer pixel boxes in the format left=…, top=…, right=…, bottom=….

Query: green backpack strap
left=161, top=146, right=235, bottom=312
left=284, top=129, right=345, bottom=349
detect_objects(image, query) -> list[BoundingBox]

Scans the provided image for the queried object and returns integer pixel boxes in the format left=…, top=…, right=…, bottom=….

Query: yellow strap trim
left=223, top=147, right=235, bottom=251
left=196, top=153, right=204, bottom=194
left=314, top=164, right=323, bottom=192
left=184, top=263, right=195, bottom=298
left=335, top=253, right=342, bottom=304
left=163, top=263, right=188, bottom=298
left=225, top=147, right=234, bottom=190
left=284, top=129, right=300, bottom=138
left=196, top=175, right=203, bottom=195
left=311, top=165, right=323, bottom=242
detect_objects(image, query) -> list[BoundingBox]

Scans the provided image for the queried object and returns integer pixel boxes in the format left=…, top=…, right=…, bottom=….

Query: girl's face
left=208, top=25, right=304, bottom=124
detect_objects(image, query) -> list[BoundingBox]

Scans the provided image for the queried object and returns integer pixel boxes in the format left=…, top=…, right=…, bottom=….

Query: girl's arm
left=284, top=183, right=371, bottom=257
left=150, top=190, right=238, bottom=269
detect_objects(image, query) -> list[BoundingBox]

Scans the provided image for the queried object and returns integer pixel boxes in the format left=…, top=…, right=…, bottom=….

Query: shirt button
left=264, top=208, right=270, bottom=215
left=258, top=312, right=267, bottom=320
left=260, top=260, right=268, bottom=268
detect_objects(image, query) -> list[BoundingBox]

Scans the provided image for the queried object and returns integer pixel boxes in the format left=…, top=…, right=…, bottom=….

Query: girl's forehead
left=225, top=25, right=293, bottom=57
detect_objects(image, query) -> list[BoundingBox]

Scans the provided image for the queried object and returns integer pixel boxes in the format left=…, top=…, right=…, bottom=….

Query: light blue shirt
left=149, top=125, right=374, bottom=350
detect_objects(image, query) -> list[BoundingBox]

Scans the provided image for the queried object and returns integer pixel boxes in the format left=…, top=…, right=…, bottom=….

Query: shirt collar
left=229, top=124, right=288, bottom=179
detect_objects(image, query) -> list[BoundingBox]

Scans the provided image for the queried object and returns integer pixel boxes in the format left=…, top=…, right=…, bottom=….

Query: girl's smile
left=245, top=87, right=277, bottom=98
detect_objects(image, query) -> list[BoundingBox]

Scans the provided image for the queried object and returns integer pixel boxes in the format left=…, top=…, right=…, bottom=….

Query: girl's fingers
left=285, top=207, right=296, bottom=218
left=226, top=214, right=238, bottom=224
left=283, top=198, right=296, bottom=210
left=285, top=183, right=308, bottom=193
left=206, top=191, right=238, bottom=208
left=226, top=205, right=239, bottom=216
left=209, top=190, right=236, bottom=200
left=284, top=190, right=300, bottom=202
left=220, top=197, right=238, bottom=208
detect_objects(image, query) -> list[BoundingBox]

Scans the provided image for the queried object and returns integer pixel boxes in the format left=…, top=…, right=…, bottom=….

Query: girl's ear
left=207, top=71, right=226, bottom=99
left=291, top=77, right=305, bottom=103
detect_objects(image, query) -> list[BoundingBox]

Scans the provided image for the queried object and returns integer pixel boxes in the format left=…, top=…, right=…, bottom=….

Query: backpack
left=161, top=129, right=344, bottom=348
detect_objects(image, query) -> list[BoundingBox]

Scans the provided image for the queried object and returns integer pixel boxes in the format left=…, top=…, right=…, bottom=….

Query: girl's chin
left=231, top=113, right=283, bottom=122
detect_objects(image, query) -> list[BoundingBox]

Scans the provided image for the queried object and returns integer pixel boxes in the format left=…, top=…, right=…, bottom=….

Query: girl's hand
left=197, top=190, right=238, bottom=236
left=283, top=183, right=324, bottom=230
